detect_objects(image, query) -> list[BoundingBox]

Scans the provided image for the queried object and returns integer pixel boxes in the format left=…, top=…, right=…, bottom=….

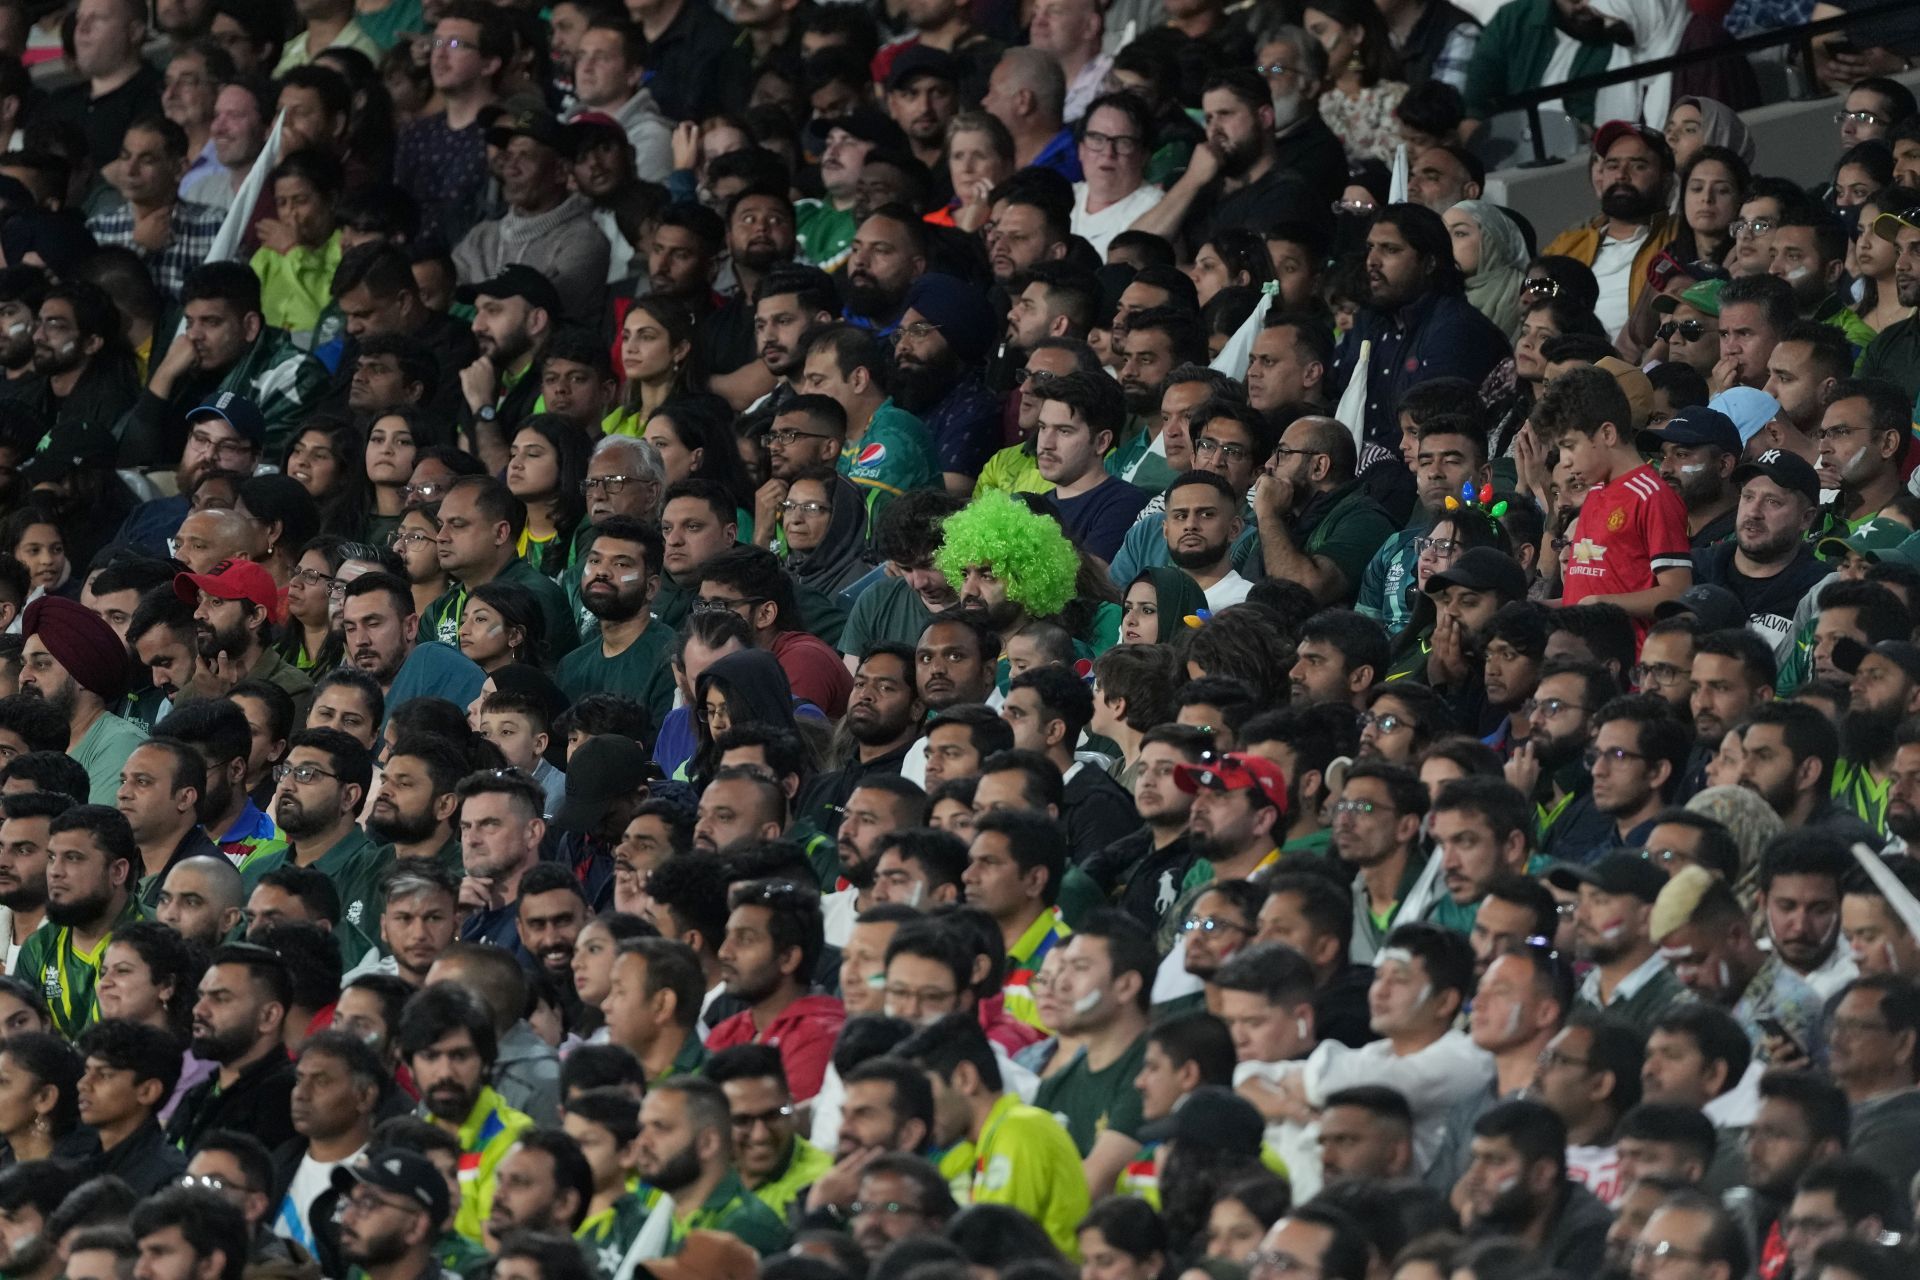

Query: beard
left=838, top=840, right=879, bottom=890
left=1844, top=705, right=1902, bottom=767
left=191, top=1021, right=259, bottom=1065
left=197, top=616, right=250, bottom=662
left=276, top=793, right=338, bottom=840
left=847, top=706, right=911, bottom=745
left=1476, top=1182, right=1546, bottom=1234
left=1121, top=379, right=1162, bottom=417
left=0, top=329, right=31, bottom=371
left=736, top=239, right=787, bottom=273
left=44, top=884, right=110, bottom=927
left=845, top=273, right=905, bottom=321
left=477, top=327, right=533, bottom=370
left=367, top=800, right=440, bottom=845
left=583, top=579, right=646, bottom=622
left=341, top=1223, right=409, bottom=1269
left=962, top=596, right=1024, bottom=633
left=1270, top=89, right=1302, bottom=130
left=19, top=680, right=74, bottom=721
left=1737, top=519, right=1800, bottom=565
left=422, top=1078, right=480, bottom=1122
left=1553, top=2, right=1628, bottom=43
left=1211, top=130, right=1260, bottom=180
left=0, top=877, right=45, bottom=912
left=892, top=350, right=962, bottom=416
left=643, top=1141, right=703, bottom=1193
left=1531, top=727, right=1586, bottom=772
left=1891, top=803, right=1920, bottom=842
left=1599, top=181, right=1662, bottom=222
left=1170, top=537, right=1230, bottom=572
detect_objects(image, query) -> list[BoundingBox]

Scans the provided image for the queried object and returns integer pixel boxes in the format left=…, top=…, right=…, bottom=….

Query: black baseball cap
left=1832, top=637, right=1920, bottom=684
left=1423, top=547, right=1528, bottom=602
left=1548, top=852, right=1668, bottom=903
left=1653, top=583, right=1745, bottom=632
left=330, top=1150, right=450, bottom=1228
left=886, top=45, right=959, bottom=91
left=457, top=264, right=563, bottom=316
left=485, top=109, right=576, bottom=160
left=1730, top=447, right=1820, bottom=506
left=1634, top=406, right=1740, bottom=457
left=805, top=107, right=910, bottom=154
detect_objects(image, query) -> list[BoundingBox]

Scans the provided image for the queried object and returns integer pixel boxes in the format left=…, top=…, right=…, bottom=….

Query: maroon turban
left=22, top=595, right=128, bottom=703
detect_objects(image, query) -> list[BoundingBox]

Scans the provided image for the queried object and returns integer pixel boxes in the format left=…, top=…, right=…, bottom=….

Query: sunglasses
left=1657, top=319, right=1708, bottom=341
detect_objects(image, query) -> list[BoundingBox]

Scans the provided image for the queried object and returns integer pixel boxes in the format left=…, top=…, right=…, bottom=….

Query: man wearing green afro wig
left=933, top=490, right=1083, bottom=645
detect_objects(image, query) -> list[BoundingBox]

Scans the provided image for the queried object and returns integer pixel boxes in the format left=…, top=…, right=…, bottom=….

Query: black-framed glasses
left=583, top=474, right=638, bottom=495
left=1194, top=436, right=1250, bottom=461
left=851, top=1200, right=927, bottom=1217
left=1080, top=130, right=1142, bottom=155
left=895, top=321, right=941, bottom=342
left=274, top=762, right=339, bottom=784
left=731, top=1104, right=795, bottom=1129
left=179, top=1174, right=252, bottom=1194
left=1269, top=444, right=1323, bottom=460
left=693, top=594, right=764, bottom=614
left=1732, top=217, right=1778, bottom=239
left=402, top=480, right=448, bottom=502
left=290, top=567, right=335, bottom=588
left=1181, top=915, right=1250, bottom=936
left=760, top=428, right=833, bottom=447
left=1412, top=536, right=1460, bottom=556
left=1533, top=698, right=1587, bottom=718
left=1356, top=710, right=1414, bottom=734
left=1014, top=367, right=1060, bottom=386
left=1632, top=661, right=1690, bottom=688
left=1657, top=319, right=1707, bottom=342
left=1583, top=745, right=1649, bottom=768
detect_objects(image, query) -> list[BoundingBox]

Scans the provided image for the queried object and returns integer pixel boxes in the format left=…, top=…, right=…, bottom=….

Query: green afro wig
left=933, top=491, right=1080, bottom=619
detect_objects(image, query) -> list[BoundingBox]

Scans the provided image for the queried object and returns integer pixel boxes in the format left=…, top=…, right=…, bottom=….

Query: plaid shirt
left=86, top=199, right=226, bottom=302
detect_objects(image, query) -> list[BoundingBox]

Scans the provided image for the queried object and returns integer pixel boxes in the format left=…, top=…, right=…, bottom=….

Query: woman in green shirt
left=506, top=415, right=589, bottom=580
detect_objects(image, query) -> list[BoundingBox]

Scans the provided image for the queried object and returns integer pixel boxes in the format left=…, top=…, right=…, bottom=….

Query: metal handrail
left=1483, top=0, right=1915, bottom=165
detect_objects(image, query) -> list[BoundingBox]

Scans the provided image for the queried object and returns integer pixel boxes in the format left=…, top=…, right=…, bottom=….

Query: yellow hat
left=1651, top=864, right=1717, bottom=941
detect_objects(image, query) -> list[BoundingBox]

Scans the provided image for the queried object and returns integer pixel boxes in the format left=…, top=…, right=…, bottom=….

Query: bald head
left=155, top=854, right=246, bottom=947
left=175, top=508, right=254, bottom=575
left=1288, top=415, right=1357, bottom=483
left=992, top=48, right=1066, bottom=127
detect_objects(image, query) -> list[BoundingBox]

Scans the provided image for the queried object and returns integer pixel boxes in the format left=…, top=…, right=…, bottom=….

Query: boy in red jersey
left=1533, top=366, right=1692, bottom=626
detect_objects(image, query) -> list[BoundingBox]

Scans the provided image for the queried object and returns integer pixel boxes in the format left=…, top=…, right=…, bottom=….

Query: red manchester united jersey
left=1563, top=464, right=1691, bottom=615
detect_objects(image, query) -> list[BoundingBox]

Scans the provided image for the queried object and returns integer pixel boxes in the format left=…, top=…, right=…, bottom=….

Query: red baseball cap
left=1172, top=752, right=1290, bottom=818
left=174, top=558, right=281, bottom=624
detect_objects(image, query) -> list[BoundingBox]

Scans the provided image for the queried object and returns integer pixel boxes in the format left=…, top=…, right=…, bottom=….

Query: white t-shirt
left=1589, top=225, right=1649, bottom=338
left=1071, top=182, right=1165, bottom=259
left=276, top=1146, right=363, bottom=1251
left=1203, top=571, right=1255, bottom=609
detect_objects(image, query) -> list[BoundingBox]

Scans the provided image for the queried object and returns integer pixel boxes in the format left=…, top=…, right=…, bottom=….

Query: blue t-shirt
left=1048, top=477, right=1152, bottom=563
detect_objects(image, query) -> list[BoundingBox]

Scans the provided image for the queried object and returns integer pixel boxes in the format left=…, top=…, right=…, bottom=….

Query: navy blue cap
left=1635, top=406, right=1740, bottom=457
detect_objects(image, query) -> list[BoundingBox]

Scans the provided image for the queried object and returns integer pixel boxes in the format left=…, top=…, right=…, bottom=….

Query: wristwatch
left=476, top=405, right=497, bottom=423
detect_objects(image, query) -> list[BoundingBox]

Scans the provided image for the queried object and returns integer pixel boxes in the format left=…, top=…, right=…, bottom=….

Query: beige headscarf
left=1674, top=95, right=1757, bottom=166
left=1685, top=783, right=1784, bottom=909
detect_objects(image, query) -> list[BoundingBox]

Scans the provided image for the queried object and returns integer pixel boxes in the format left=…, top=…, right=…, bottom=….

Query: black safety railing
left=1485, top=0, right=1915, bottom=166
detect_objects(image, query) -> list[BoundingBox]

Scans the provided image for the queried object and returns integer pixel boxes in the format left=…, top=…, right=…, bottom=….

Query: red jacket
left=704, top=994, right=847, bottom=1102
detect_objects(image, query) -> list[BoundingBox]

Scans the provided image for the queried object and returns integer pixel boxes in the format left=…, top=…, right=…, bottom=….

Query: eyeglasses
left=337, top=1190, right=424, bottom=1220
left=1533, top=698, right=1587, bottom=718
left=779, top=499, right=831, bottom=516
left=851, top=1200, right=926, bottom=1217
left=895, top=321, right=941, bottom=342
left=1555, top=900, right=1577, bottom=919
left=1629, top=1242, right=1703, bottom=1265
left=179, top=1174, right=252, bottom=1194
left=1269, top=444, right=1323, bottom=461
left=1584, top=745, right=1648, bottom=768
left=1835, top=109, right=1889, bottom=127
left=1830, top=1015, right=1893, bottom=1038
left=760, top=428, right=834, bottom=447
left=274, top=762, right=339, bottom=784
left=1412, top=535, right=1460, bottom=556
left=1520, top=277, right=1561, bottom=297
left=731, top=1104, right=795, bottom=1130
left=1246, top=1250, right=1322, bottom=1279
left=1731, top=217, right=1778, bottom=239
left=1193, top=436, right=1250, bottom=461
left=583, top=474, right=638, bottom=495
left=431, top=36, right=475, bottom=51
left=1632, top=661, right=1690, bottom=688
left=188, top=429, right=257, bottom=459
left=403, top=481, right=448, bottom=502
left=1536, top=1047, right=1590, bottom=1071
left=1333, top=798, right=1392, bottom=817
left=1331, top=199, right=1375, bottom=218
left=389, top=529, right=435, bottom=549
left=290, top=568, right=335, bottom=588
left=883, top=984, right=957, bottom=1005
left=1814, top=423, right=1865, bottom=444
left=1080, top=129, right=1142, bottom=155
left=1181, top=915, right=1250, bottom=936
left=1356, top=710, right=1413, bottom=734
left=1656, top=319, right=1707, bottom=342
left=1014, top=367, right=1059, bottom=386
left=693, top=595, right=763, bottom=614
left=1256, top=62, right=1301, bottom=79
